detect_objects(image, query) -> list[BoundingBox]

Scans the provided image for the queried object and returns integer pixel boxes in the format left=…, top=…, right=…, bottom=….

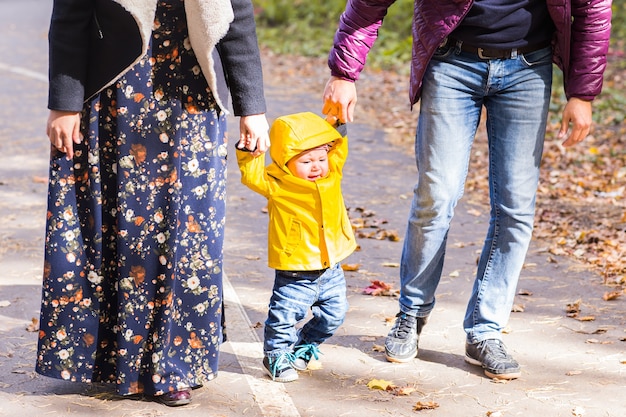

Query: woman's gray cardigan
left=47, top=0, right=266, bottom=116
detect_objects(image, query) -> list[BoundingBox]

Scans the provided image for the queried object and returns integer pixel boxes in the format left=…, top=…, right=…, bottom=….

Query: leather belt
left=446, top=38, right=551, bottom=60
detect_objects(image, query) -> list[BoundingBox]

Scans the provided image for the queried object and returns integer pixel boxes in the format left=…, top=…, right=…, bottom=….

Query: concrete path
left=0, top=1, right=624, bottom=416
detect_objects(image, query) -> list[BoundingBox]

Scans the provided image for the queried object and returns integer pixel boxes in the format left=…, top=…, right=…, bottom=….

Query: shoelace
left=270, top=352, right=296, bottom=377
left=393, top=314, right=415, bottom=338
left=481, top=340, right=509, bottom=359
left=293, top=343, right=321, bottom=362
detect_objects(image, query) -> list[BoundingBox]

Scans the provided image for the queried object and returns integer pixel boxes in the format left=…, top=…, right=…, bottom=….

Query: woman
left=37, top=0, right=269, bottom=406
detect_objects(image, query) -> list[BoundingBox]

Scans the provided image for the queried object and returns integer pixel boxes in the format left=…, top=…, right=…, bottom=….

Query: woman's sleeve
left=215, top=0, right=267, bottom=117
left=48, top=0, right=93, bottom=111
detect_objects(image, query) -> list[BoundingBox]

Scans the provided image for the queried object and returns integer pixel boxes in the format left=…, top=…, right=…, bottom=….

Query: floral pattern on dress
left=36, top=0, right=228, bottom=396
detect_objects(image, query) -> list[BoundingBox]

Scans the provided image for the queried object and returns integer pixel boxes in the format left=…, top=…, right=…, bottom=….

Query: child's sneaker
left=263, top=353, right=298, bottom=382
left=292, top=343, right=321, bottom=371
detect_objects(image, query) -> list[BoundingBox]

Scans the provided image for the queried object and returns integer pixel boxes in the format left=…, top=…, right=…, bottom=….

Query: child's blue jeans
left=263, top=263, right=348, bottom=358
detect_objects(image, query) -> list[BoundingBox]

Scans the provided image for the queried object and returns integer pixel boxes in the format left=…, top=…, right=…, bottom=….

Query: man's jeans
left=264, top=263, right=348, bottom=357
left=399, top=45, right=553, bottom=344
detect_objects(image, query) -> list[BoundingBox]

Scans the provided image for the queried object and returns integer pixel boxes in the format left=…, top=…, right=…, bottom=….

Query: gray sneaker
left=263, top=353, right=298, bottom=383
left=465, top=339, right=521, bottom=380
left=384, top=312, right=427, bottom=363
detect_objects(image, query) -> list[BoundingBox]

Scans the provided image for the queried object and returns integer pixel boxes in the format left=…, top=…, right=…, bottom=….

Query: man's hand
left=322, top=76, right=357, bottom=124
left=559, top=97, right=592, bottom=147
left=238, top=113, right=270, bottom=157
left=46, top=110, right=82, bottom=160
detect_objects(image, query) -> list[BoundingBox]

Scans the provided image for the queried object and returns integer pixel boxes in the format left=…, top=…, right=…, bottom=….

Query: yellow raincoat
left=236, top=112, right=357, bottom=271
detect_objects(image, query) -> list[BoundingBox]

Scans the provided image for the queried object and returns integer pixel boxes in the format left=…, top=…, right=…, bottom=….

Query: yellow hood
left=269, top=112, right=343, bottom=173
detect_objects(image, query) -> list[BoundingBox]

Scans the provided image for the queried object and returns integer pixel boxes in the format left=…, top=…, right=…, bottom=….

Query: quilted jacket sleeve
left=328, top=0, right=397, bottom=82
left=565, top=0, right=612, bottom=101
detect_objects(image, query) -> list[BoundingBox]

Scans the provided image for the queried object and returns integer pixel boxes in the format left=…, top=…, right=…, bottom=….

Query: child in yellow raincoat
left=236, top=112, right=356, bottom=383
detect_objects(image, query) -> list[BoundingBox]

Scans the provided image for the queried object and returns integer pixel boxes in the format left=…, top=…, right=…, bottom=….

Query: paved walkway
left=0, top=1, right=624, bottom=416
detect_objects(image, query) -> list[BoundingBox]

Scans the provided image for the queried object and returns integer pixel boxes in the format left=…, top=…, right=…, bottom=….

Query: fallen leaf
left=381, top=262, right=400, bottom=268
left=565, top=300, right=581, bottom=315
left=372, top=344, right=385, bottom=352
left=602, top=291, right=622, bottom=301
left=566, top=370, right=582, bottom=376
left=26, top=318, right=38, bottom=332
left=0, top=300, right=10, bottom=308
left=367, top=379, right=395, bottom=391
left=363, top=280, right=398, bottom=297
left=395, top=386, right=416, bottom=396
left=511, top=304, right=525, bottom=312
left=449, top=270, right=460, bottom=277
left=413, top=401, right=439, bottom=411
left=342, top=263, right=360, bottom=272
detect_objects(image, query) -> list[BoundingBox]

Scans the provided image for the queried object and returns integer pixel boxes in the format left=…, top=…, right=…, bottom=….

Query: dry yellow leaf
left=367, top=379, right=394, bottom=391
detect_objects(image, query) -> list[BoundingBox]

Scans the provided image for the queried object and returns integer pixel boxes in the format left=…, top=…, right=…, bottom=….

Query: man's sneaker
left=384, top=312, right=427, bottom=363
left=263, top=353, right=298, bottom=383
left=465, top=339, right=521, bottom=380
left=292, top=343, right=321, bottom=371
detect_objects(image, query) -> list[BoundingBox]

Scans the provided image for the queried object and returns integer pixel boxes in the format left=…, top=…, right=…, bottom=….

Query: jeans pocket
left=433, top=45, right=455, bottom=60
left=520, top=46, right=553, bottom=67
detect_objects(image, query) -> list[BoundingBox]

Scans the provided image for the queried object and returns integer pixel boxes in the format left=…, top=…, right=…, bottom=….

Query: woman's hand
left=238, top=113, right=270, bottom=157
left=46, top=110, right=82, bottom=159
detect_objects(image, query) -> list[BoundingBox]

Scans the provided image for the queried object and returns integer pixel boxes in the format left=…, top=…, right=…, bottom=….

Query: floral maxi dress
left=36, top=1, right=227, bottom=396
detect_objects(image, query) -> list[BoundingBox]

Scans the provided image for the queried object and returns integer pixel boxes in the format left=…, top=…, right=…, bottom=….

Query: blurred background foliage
left=253, top=0, right=625, bottom=124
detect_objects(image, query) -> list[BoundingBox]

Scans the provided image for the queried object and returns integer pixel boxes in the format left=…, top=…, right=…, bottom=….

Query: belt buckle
left=477, top=47, right=514, bottom=60
left=477, top=47, right=494, bottom=59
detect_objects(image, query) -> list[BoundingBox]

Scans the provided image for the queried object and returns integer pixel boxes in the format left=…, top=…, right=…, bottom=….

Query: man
left=322, top=0, right=611, bottom=379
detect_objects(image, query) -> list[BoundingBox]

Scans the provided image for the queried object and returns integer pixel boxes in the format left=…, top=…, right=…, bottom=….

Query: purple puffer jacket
left=328, top=0, right=612, bottom=104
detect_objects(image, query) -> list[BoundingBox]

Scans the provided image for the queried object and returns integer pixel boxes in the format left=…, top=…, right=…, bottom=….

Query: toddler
left=236, top=112, right=356, bottom=382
